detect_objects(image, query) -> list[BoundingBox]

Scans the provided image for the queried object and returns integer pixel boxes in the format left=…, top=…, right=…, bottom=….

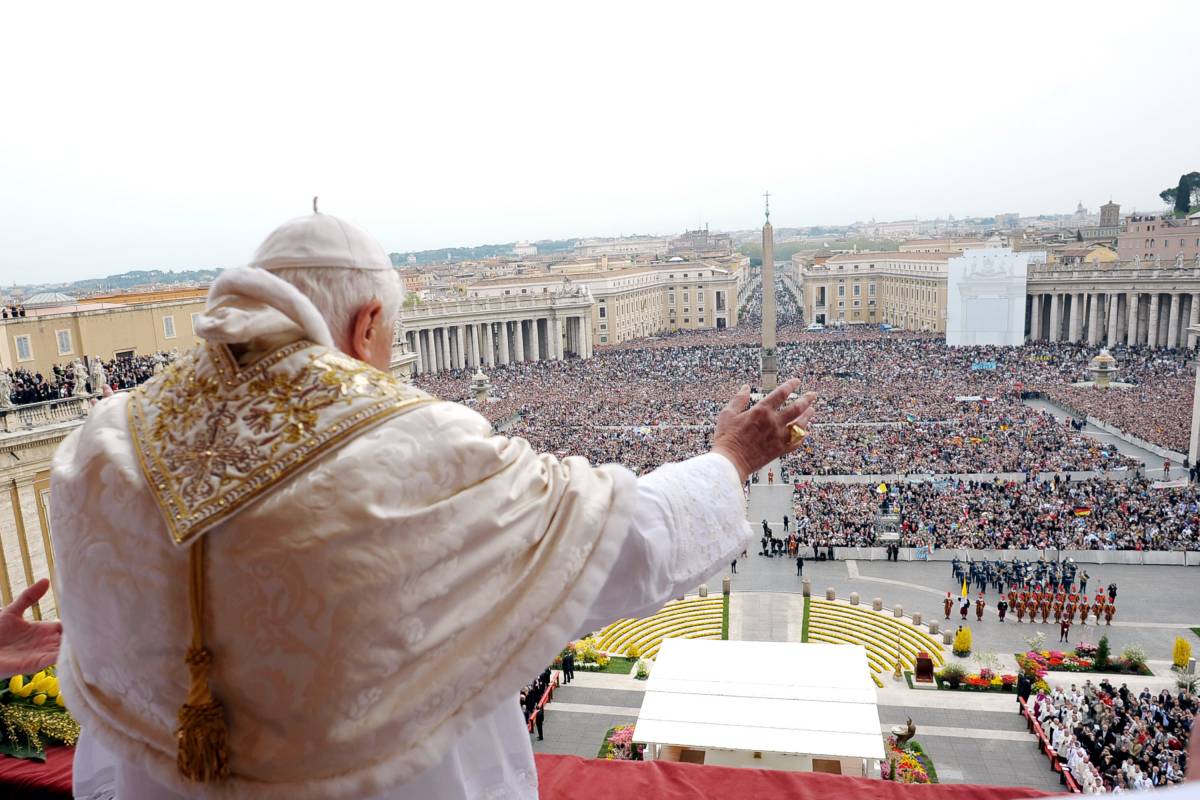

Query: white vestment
left=53, top=267, right=752, bottom=799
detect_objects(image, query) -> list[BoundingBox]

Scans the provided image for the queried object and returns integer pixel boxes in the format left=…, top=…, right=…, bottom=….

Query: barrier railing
left=526, top=673, right=560, bottom=733
left=1018, top=696, right=1080, bottom=793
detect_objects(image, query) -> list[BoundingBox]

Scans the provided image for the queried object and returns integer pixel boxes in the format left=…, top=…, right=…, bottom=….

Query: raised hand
left=711, top=378, right=817, bottom=483
left=0, top=579, right=63, bottom=676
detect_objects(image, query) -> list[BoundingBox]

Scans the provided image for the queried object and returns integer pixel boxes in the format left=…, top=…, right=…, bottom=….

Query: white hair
left=270, top=267, right=403, bottom=351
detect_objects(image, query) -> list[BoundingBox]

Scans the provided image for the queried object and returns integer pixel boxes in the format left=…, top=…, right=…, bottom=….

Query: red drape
left=534, top=754, right=1060, bottom=800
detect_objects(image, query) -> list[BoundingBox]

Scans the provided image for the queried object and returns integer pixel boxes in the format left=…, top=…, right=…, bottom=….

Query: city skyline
left=2, top=1, right=1198, bottom=283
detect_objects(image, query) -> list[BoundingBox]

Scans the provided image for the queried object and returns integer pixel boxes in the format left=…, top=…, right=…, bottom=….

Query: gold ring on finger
left=788, top=423, right=808, bottom=447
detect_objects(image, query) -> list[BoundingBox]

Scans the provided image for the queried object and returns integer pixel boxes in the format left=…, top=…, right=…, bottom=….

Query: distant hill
left=12, top=268, right=224, bottom=297
left=390, top=238, right=576, bottom=267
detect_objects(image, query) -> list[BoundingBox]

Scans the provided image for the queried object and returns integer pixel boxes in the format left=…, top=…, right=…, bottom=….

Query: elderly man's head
left=271, top=266, right=402, bottom=369
left=248, top=210, right=403, bottom=370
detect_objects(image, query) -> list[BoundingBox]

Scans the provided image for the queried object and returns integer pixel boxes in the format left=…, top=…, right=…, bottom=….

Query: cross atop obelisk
left=760, top=191, right=778, bottom=390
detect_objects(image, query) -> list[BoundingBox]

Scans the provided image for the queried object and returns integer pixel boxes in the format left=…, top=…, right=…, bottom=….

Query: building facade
left=0, top=294, right=210, bottom=375
left=465, top=256, right=746, bottom=346
left=796, top=252, right=952, bottom=331
left=1117, top=214, right=1200, bottom=264
left=1026, top=260, right=1200, bottom=349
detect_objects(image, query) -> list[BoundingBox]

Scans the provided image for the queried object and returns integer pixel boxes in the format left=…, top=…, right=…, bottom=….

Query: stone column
left=1127, top=293, right=1139, bottom=346
left=551, top=317, right=563, bottom=360
left=529, top=320, right=541, bottom=361
left=1087, top=293, right=1101, bottom=346
left=410, top=332, right=423, bottom=374
left=498, top=321, right=510, bottom=365
left=513, top=319, right=525, bottom=362
left=1106, top=294, right=1119, bottom=347
left=1075, top=293, right=1084, bottom=345
left=452, top=326, right=463, bottom=370
left=1048, top=293, right=1061, bottom=342
left=1189, top=293, right=1200, bottom=349
left=1167, top=294, right=1180, bottom=349
left=1148, top=294, right=1160, bottom=347
left=467, top=324, right=479, bottom=369
left=482, top=322, right=495, bottom=367
left=1030, top=294, right=1042, bottom=340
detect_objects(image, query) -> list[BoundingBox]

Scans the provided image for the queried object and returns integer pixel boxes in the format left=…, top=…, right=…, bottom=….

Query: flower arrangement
left=570, top=637, right=611, bottom=671
left=635, top=659, right=651, bottom=680
left=0, top=667, right=79, bottom=760
left=1016, top=644, right=1150, bottom=676
left=951, top=627, right=972, bottom=657
left=881, top=734, right=935, bottom=783
left=601, top=724, right=643, bottom=760
left=1173, top=637, right=1193, bottom=671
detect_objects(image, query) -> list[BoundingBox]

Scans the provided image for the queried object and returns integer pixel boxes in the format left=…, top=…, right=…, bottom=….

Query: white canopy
left=633, top=639, right=885, bottom=761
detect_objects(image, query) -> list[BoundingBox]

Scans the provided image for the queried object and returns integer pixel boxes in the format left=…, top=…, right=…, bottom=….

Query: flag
left=1073, top=507, right=1092, bottom=517
left=876, top=482, right=888, bottom=495
left=905, top=413, right=917, bottom=424
left=961, top=578, right=968, bottom=597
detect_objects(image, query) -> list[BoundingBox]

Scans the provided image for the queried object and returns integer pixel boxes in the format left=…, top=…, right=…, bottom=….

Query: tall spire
left=760, top=191, right=777, bottom=390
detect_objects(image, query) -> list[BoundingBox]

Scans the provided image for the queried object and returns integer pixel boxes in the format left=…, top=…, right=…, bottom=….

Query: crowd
left=1030, top=680, right=1194, bottom=792
left=2, top=353, right=172, bottom=405
left=416, top=332, right=1171, bottom=477
left=790, top=477, right=1200, bottom=551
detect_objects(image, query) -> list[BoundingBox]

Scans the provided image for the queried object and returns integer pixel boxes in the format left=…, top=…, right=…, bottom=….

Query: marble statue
left=90, top=358, right=107, bottom=394
left=1153, top=255, right=1161, bottom=268
left=1175, top=252, right=1185, bottom=268
left=0, top=371, right=12, bottom=407
left=72, top=360, right=89, bottom=396
left=1133, top=254, right=1142, bottom=268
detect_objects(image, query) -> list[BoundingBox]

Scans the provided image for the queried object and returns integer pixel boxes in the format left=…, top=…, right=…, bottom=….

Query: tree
left=1096, top=635, right=1111, bottom=670
left=1160, top=172, right=1200, bottom=214
left=1173, top=636, right=1192, bottom=670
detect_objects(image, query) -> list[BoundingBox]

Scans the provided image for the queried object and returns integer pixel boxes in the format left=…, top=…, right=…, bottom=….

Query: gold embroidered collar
left=128, top=341, right=433, bottom=545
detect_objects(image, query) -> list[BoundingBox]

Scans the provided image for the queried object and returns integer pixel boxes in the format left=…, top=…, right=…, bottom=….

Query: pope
left=50, top=210, right=818, bottom=800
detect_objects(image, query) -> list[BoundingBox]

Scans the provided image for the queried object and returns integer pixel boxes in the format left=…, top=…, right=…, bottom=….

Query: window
left=668, top=293, right=675, bottom=305
left=599, top=306, right=606, bottom=318
left=599, top=323, right=607, bottom=330
left=56, top=329, right=73, bottom=355
left=15, top=335, right=33, bottom=362
left=853, top=285, right=861, bottom=297
left=683, top=318, right=689, bottom=323
left=600, top=335, right=608, bottom=343
left=163, top=315, right=177, bottom=338
left=869, top=284, right=876, bottom=297
left=838, top=286, right=845, bottom=297
left=191, top=312, right=201, bottom=333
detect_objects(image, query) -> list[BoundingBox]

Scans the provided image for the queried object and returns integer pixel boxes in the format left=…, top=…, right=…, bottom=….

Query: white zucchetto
left=248, top=211, right=393, bottom=271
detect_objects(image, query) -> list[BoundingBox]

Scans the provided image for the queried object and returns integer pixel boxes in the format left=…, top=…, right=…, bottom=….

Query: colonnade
left=1027, top=291, right=1199, bottom=349
left=404, top=314, right=594, bottom=375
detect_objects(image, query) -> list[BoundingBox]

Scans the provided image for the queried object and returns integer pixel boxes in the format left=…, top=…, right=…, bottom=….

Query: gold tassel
left=176, top=538, right=231, bottom=782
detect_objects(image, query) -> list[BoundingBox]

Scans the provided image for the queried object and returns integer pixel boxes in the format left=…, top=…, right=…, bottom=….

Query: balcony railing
left=1, top=396, right=91, bottom=433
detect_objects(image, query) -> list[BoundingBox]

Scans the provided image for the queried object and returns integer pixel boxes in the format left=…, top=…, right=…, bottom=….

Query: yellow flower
left=45, top=677, right=59, bottom=698
left=55, top=694, right=65, bottom=708
left=8, top=675, right=24, bottom=693
left=15, top=683, right=34, bottom=698
left=31, top=670, right=46, bottom=684
left=33, top=693, right=47, bottom=706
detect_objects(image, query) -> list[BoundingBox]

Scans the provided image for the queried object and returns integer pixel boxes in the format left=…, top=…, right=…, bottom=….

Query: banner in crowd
left=915, top=546, right=930, bottom=561
left=971, top=360, right=997, bottom=371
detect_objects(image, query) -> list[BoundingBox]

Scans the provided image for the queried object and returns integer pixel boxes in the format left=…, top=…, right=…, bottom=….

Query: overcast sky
left=2, top=1, right=1198, bottom=283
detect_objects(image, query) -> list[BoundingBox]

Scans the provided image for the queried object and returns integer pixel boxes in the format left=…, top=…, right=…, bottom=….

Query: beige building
left=466, top=256, right=746, bottom=346
left=796, top=252, right=952, bottom=331
left=897, top=238, right=988, bottom=254
left=0, top=290, right=210, bottom=375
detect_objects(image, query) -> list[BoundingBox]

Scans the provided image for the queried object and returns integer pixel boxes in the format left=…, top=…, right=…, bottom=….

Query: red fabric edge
left=535, top=753, right=1062, bottom=800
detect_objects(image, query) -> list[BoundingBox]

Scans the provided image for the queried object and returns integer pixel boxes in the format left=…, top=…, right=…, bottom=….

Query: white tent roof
left=633, top=639, right=885, bottom=761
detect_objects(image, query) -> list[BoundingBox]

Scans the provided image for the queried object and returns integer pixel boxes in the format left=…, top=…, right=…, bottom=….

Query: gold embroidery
left=128, top=341, right=435, bottom=545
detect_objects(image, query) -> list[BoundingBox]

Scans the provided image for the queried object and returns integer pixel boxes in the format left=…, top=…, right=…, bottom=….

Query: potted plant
left=937, top=663, right=966, bottom=689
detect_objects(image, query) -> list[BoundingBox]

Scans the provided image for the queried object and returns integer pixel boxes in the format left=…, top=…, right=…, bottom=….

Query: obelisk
left=760, top=191, right=778, bottom=391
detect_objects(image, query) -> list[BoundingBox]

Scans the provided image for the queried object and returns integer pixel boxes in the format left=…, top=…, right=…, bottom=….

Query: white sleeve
left=575, top=452, right=752, bottom=634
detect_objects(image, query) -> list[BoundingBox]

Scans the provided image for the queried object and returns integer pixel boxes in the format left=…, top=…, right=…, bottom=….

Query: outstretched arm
left=0, top=579, right=62, bottom=676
